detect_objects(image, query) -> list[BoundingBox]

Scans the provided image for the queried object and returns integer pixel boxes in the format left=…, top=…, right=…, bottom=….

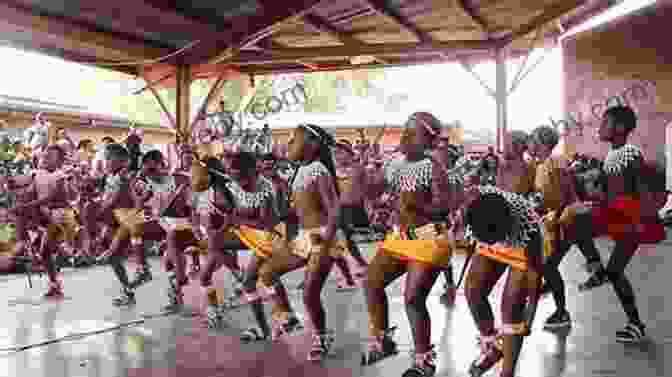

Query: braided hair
left=204, top=157, right=236, bottom=206
left=291, top=123, right=340, bottom=197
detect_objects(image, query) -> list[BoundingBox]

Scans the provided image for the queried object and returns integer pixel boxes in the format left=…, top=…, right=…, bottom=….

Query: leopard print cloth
left=603, top=144, right=642, bottom=176
left=225, top=176, right=275, bottom=209
left=464, top=185, right=541, bottom=249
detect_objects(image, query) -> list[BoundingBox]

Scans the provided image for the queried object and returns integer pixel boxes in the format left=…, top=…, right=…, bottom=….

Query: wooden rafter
left=301, top=13, right=388, bottom=64
left=502, top=0, right=588, bottom=45
left=458, top=0, right=491, bottom=35
left=133, top=70, right=177, bottom=95
left=141, top=72, right=177, bottom=130
left=206, top=0, right=328, bottom=65
left=302, top=13, right=366, bottom=47
left=190, top=72, right=231, bottom=129
left=224, top=39, right=492, bottom=65
left=0, top=2, right=171, bottom=63
left=363, top=0, right=433, bottom=43
left=256, top=39, right=323, bottom=70
left=235, top=51, right=490, bottom=74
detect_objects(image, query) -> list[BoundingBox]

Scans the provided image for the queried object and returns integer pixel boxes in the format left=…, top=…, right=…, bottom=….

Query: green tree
left=78, top=68, right=386, bottom=125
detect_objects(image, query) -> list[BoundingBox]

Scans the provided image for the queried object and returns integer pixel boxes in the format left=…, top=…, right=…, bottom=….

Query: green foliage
left=0, top=223, right=16, bottom=243
left=302, top=72, right=339, bottom=113
left=78, top=67, right=387, bottom=123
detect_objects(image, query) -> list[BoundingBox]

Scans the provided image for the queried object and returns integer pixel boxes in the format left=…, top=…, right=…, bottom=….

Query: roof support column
left=495, top=47, right=508, bottom=154
left=175, top=65, right=192, bottom=144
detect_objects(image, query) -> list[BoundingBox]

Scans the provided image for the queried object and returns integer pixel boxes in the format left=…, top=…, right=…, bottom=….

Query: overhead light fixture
left=350, top=55, right=377, bottom=65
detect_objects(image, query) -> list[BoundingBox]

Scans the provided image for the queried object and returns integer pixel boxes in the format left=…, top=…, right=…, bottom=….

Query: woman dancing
left=256, top=123, right=346, bottom=361
left=361, top=112, right=462, bottom=377
left=463, top=186, right=543, bottom=377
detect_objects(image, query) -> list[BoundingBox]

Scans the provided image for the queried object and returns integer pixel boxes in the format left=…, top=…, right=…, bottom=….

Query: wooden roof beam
left=362, top=0, right=434, bottom=43
left=0, top=2, right=171, bottom=63
left=500, top=0, right=588, bottom=46
left=205, top=0, right=328, bottom=65
left=235, top=51, right=490, bottom=74
left=458, top=0, right=491, bottom=36
left=301, top=13, right=388, bottom=64
left=302, top=13, right=366, bottom=46
left=256, top=38, right=324, bottom=70
left=224, top=40, right=493, bottom=64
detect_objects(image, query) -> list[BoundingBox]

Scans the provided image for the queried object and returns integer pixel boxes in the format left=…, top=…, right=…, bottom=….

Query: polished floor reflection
left=0, top=237, right=670, bottom=377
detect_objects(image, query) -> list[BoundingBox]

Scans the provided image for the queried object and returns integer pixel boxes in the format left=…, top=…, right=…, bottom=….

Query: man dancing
left=1, top=145, right=78, bottom=297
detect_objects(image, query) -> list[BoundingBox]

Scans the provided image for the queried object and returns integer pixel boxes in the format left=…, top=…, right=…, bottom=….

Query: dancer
left=1, top=145, right=78, bottom=297
left=333, top=141, right=369, bottom=284
left=433, top=137, right=464, bottom=305
left=586, top=105, right=660, bottom=342
left=463, top=186, right=542, bottom=377
left=111, top=150, right=192, bottom=311
left=527, top=125, right=603, bottom=330
left=202, top=151, right=287, bottom=342
left=362, top=112, right=462, bottom=377
left=96, top=144, right=152, bottom=306
left=196, top=154, right=246, bottom=323
left=174, top=145, right=202, bottom=275
left=137, top=150, right=195, bottom=312
left=256, top=123, right=346, bottom=361
left=497, top=131, right=536, bottom=196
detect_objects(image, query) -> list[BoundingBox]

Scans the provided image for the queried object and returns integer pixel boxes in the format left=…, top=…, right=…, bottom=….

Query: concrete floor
left=0, top=237, right=670, bottom=377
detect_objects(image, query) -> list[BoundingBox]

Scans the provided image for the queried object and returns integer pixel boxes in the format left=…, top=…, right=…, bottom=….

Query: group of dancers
left=0, top=105, right=666, bottom=377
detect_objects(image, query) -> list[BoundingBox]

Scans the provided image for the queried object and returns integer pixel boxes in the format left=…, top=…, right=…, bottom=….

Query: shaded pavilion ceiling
left=0, top=0, right=620, bottom=84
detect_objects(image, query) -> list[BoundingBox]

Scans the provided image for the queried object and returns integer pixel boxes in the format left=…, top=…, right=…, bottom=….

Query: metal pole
left=495, top=48, right=508, bottom=154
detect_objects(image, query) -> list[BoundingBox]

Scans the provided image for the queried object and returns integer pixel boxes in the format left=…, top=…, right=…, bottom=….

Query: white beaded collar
left=291, top=161, right=330, bottom=192
left=603, top=144, right=642, bottom=176
left=384, top=157, right=432, bottom=193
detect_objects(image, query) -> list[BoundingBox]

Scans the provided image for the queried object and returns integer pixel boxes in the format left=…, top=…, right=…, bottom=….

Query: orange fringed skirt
left=378, top=224, right=453, bottom=266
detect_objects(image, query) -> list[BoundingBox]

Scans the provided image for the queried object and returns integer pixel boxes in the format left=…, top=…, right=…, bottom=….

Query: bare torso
left=337, top=166, right=366, bottom=205
left=497, top=157, right=535, bottom=195
left=291, top=161, right=331, bottom=229
left=34, top=169, right=70, bottom=208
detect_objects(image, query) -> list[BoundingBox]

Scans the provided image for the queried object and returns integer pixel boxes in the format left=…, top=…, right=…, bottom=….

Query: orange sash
left=233, top=224, right=286, bottom=259
left=476, top=241, right=528, bottom=271
left=379, top=224, right=453, bottom=265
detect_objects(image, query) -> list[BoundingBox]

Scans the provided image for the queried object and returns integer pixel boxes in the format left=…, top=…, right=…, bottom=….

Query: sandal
left=240, top=328, right=268, bottom=343
left=308, top=331, right=335, bottom=362
left=402, top=347, right=437, bottom=377
left=112, top=287, right=136, bottom=307
left=468, top=335, right=502, bottom=377
left=205, top=304, right=224, bottom=329
left=361, top=326, right=398, bottom=366
left=271, top=315, right=303, bottom=341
